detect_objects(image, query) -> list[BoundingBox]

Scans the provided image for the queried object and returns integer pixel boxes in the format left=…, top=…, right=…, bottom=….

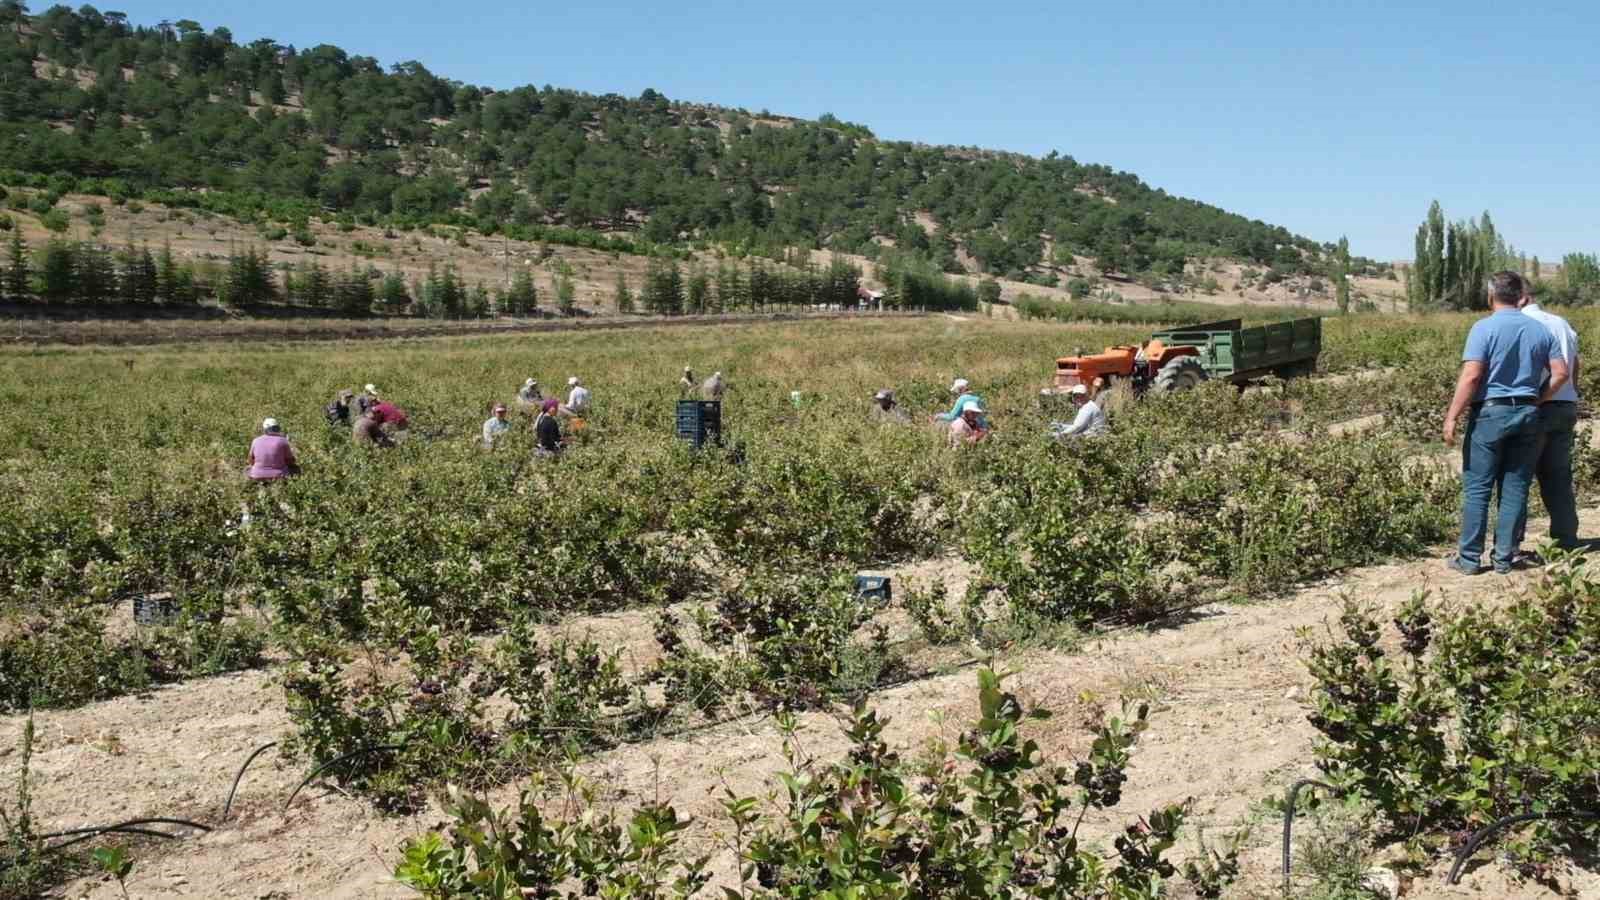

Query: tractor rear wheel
left=1153, top=356, right=1207, bottom=393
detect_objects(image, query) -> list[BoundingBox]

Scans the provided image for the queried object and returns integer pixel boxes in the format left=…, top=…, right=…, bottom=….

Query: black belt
left=1473, top=397, right=1538, bottom=408
left=1542, top=400, right=1578, bottom=406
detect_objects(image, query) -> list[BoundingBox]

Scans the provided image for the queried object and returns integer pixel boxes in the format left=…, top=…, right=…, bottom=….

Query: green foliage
left=2, top=231, right=26, bottom=300
left=501, top=268, right=537, bottom=316
left=378, top=270, right=411, bottom=309
left=613, top=271, right=634, bottom=314
left=38, top=209, right=68, bottom=233
left=641, top=256, right=684, bottom=315
left=554, top=272, right=576, bottom=314
left=220, top=246, right=276, bottom=306
left=90, top=845, right=133, bottom=899
left=1334, top=236, right=1351, bottom=314
left=1407, top=203, right=1511, bottom=311
left=1305, top=553, right=1600, bottom=865
left=0, top=595, right=265, bottom=714
left=1014, top=293, right=1300, bottom=326
left=651, top=570, right=902, bottom=711
left=1550, top=252, right=1600, bottom=305
left=0, top=716, right=74, bottom=900
left=395, top=668, right=1237, bottom=898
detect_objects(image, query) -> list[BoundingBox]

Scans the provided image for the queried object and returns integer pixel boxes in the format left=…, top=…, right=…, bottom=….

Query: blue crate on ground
left=855, top=575, right=892, bottom=602
left=676, top=400, right=722, bottom=449
left=133, top=593, right=178, bottom=626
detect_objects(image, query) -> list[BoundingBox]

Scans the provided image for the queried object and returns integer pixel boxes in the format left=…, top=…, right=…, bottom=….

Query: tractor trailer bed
left=1149, top=317, right=1321, bottom=382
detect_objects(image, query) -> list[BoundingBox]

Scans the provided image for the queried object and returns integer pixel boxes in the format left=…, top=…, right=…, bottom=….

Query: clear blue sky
left=104, top=0, right=1599, bottom=261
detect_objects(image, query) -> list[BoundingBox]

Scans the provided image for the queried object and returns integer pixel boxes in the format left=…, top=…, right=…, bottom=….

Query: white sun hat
left=364, top=383, right=378, bottom=394
left=262, top=417, right=280, bottom=432
left=951, top=378, right=970, bottom=393
left=960, top=400, right=984, bottom=414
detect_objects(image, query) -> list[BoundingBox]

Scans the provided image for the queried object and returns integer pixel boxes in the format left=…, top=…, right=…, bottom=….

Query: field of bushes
left=1, top=311, right=1598, bottom=897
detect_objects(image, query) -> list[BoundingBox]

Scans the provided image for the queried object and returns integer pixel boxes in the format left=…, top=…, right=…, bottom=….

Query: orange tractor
left=1047, top=318, right=1323, bottom=396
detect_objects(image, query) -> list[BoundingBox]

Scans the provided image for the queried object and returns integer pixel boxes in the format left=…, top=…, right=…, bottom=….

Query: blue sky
left=104, top=0, right=1599, bottom=261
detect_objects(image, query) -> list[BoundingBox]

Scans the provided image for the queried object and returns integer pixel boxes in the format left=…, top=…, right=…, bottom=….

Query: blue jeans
left=1458, top=403, right=1541, bottom=570
left=1513, top=402, right=1581, bottom=549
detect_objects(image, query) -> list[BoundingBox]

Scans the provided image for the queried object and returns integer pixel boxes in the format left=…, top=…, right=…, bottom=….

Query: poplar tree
left=1334, top=236, right=1351, bottom=314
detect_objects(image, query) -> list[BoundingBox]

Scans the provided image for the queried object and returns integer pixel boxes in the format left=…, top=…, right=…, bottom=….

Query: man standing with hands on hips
left=1516, top=280, right=1582, bottom=558
left=1442, top=272, right=1568, bottom=575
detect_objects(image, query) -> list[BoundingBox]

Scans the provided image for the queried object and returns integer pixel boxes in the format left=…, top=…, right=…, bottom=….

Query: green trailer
left=1144, top=317, right=1322, bottom=390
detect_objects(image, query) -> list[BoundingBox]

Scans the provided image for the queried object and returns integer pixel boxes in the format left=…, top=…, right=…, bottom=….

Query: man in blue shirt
left=1442, top=271, right=1570, bottom=574
left=934, top=378, right=988, bottom=429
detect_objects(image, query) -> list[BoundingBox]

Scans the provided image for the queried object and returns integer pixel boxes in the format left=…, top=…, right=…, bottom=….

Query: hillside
left=0, top=4, right=1391, bottom=306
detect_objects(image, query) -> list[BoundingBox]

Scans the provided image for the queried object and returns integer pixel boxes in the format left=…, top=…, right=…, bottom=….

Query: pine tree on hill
left=3, top=231, right=30, bottom=301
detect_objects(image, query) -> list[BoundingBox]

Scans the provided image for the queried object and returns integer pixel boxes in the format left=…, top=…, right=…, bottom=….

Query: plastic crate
left=854, top=575, right=892, bottom=602
left=676, top=400, right=722, bottom=449
left=133, top=593, right=178, bottom=626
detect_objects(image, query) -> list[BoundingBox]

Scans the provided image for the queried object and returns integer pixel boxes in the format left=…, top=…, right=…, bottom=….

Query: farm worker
left=1052, top=385, right=1107, bottom=439
left=948, top=400, right=989, bottom=447
left=1442, top=271, right=1567, bottom=575
left=352, top=408, right=393, bottom=448
left=701, top=371, right=726, bottom=401
left=372, top=399, right=410, bottom=431
left=564, top=376, right=592, bottom=415
left=1514, top=283, right=1582, bottom=555
left=934, top=378, right=988, bottom=429
left=482, top=404, right=512, bottom=449
left=246, top=418, right=299, bottom=481
left=517, top=378, right=543, bottom=407
left=870, top=388, right=909, bottom=424
left=679, top=367, right=697, bottom=397
left=534, top=397, right=564, bottom=457
left=357, top=384, right=380, bottom=417
left=324, top=389, right=354, bottom=426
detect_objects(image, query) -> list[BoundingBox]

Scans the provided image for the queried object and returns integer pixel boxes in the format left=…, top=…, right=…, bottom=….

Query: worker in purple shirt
left=246, top=418, right=299, bottom=481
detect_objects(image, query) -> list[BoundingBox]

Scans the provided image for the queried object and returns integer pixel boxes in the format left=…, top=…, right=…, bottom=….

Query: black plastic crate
left=855, top=575, right=892, bottom=602
left=676, top=400, right=722, bottom=449
left=133, top=593, right=178, bottom=626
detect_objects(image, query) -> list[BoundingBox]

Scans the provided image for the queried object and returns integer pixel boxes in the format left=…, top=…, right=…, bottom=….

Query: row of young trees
left=0, top=232, right=584, bottom=317
left=2, top=230, right=968, bottom=316
left=1407, top=200, right=1599, bottom=309
left=1, top=230, right=200, bottom=304
left=619, top=255, right=866, bottom=315
left=609, top=255, right=974, bottom=315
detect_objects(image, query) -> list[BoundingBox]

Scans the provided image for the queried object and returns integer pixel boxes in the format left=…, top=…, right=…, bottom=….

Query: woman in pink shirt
left=247, top=418, right=299, bottom=481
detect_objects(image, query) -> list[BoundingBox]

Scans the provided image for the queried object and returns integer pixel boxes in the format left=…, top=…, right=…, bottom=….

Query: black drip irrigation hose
left=1446, top=810, right=1600, bottom=885
left=39, top=817, right=213, bottom=841
left=282, top=745, right=405, bottom=812
left=46, top=826, right=187, bottom=853
left=35, top=817, right=212, bottom=855
left=220, top=741, right=278, bottom=822
left=1281, top=779, right=1339, bottom=898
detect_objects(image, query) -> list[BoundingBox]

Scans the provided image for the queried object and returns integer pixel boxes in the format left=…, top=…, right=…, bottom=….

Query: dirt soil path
left=10, top=514, right=1599, bottom=898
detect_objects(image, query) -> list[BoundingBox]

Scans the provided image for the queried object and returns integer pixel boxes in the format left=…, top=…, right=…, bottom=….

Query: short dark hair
left=1487, top=271, right=1523, bottom=306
